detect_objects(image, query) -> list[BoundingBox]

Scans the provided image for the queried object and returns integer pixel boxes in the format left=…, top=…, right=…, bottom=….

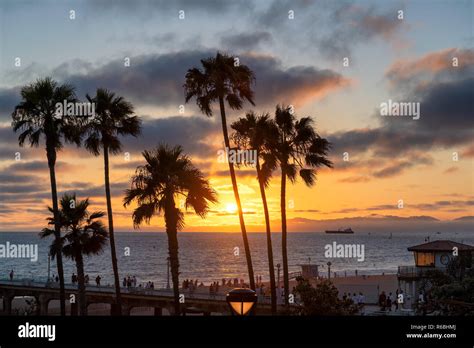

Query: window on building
left=414, top=252, right=435, bottom=267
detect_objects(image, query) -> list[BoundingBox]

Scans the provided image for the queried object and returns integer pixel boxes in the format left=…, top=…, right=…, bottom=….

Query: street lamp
left=226, top=288, right=257, bottom=316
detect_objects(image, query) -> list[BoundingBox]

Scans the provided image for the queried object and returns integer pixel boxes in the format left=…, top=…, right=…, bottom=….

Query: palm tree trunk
left=164, top=199, right=181, bottom=315
left=280, top=167, right=289, bottom=306
left=218, top=96, right=255, bottom=290
left=75, top=249, right=87, bottom=316
left=256, top=159, right=277, bottom=314
left=103, top=144, right=122, bottom=315
left=46, top=146, right=66, bottom=316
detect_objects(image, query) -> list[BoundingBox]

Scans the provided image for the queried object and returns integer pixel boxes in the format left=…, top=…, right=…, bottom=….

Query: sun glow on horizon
left=225, top=203, right=238, bottom=214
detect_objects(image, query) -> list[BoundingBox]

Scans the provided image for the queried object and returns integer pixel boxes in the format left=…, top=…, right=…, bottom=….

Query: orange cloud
left=386, top=48, right=474, bottom=84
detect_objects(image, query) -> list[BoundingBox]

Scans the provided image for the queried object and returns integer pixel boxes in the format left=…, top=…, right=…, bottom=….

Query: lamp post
left=226, top=288, right=257, bottom=315
left=166, top=257, right=170, bottom=289
left=327, top=261, right=332, bottom=280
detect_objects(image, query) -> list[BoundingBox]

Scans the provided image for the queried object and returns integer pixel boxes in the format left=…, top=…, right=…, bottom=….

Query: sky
left=0, top=0, right=473, bottom=232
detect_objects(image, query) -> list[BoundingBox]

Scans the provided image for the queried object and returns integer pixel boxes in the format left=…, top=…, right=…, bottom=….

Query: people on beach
left=71, top=273, right=77, bottom=284
left=351, top=293, right=358, bottom=304
left=386, top=292, right=392, bottom=311
left=394, top=289, right=399, bottom=310
left=9, top=269, right=14, bottom=281
left=96, top=275, right=101, bottom=287
left=418, top=290, right=424, bottom=304
left=379, top=291, right=387, bottom=311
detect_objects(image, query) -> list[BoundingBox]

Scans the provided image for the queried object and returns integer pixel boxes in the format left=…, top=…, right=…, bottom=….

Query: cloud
left=1, top=160, right=75, bottom=175
left=328, top=48, right=474, bottom=178
left=443, top=166, right=459, bottom=174
left=0, top=86, right=20, bottom=115
left=119, top=115, right=221, bottom=158
left=338, top=176, right=371, bottom=183
left=89, top=0, right=254, bottom=14
left=220, top=31, right=272, bottom=50
left=461, top=145, right=474, bottom=158
left=212, top=169, right=256, bottom=180
left=385, top=48, right=474, bottom=88
left=255, top=0, right=406, bottom=60
left=0, top=50, right=349, bottom=122
left=372, top=155, right=433, bottom=178
left=326, top=199, right=474, bottom=215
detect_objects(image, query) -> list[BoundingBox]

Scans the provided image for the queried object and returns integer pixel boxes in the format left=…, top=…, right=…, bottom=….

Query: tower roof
left=407, top=240, right=474, bottom=252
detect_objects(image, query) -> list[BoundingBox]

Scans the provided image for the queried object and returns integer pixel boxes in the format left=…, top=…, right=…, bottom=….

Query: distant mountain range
left=279, top=214, right=474, bottom=233
left=167, top=214, right=474, bottom=233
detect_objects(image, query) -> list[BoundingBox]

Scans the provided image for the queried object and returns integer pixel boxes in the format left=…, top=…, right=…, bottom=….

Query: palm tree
left=184, top=52, right=256, bottom=290
left=123, top=144, right=217, bottom=315
left=231, top=112, right=278, bottom=314
left=268, top=105, right=333, bottom=306
left=40, top=194, right=108, bottom=316
left=82, top=88, right=141, bottom=315
left=11, top=77, right=82, bottom=316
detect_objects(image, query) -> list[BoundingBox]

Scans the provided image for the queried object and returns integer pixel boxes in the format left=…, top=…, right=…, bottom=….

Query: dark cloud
left=328, top=199, right=474, bottom=215
left=119, top=115, right=221, bottom=158
left=255, top=0, right=405, bottom=60
left=60, top=182, right=128, bottom=199
left=329, top=74, right=474, bottom=170
left=338, top=176, right=370, bottom=183
left=88, top=0, right=254, bottom=16
left=0, top=50, right=349, bottom=122
left=220, top=31, right=272, bottom=50
left=372, top=155, right=433, bottom=178
left=0, top=173, right=39, bottom=185
left=0, top=86, right=20, bottom=115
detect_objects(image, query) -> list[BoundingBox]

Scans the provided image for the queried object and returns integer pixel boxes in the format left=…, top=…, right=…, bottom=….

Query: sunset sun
left=225, top=203, right=237, bottom=214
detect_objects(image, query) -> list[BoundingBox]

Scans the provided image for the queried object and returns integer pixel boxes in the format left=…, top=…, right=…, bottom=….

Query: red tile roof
left=408, top=240, right=474, bottom=252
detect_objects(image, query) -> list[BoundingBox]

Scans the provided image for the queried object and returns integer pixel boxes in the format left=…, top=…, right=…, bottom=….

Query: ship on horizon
left=325, top=227, right=354, bottom=234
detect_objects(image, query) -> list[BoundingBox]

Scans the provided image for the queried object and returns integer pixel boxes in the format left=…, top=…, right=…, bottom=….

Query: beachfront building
left=300, top=264, right=319, bottom=279
left=397, top=240, right=474, bottom=309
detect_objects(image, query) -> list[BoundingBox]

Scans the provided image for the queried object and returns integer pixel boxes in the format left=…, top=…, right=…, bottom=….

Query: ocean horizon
left=1, top=230, right=473, bottom=288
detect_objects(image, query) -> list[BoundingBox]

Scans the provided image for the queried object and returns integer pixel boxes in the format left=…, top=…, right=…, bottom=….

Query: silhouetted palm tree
left=231, top=112, right=278, bottom=314
left=83, top=88, right=141, bottom=315
left=40, top=194, right=108, bottom=316
left=184, top=52, right=256, bottom=290
left=12, top=77, right=82, bottom=316
left=123, top=144, right=217, bottom=315
left=267, top=105, right=333, bottom=306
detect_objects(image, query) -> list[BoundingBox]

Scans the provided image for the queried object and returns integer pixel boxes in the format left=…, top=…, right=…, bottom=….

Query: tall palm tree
left=83, top=88, right=141, bottom=315
left=40, top=194, right=108, bottom=316
left=11, top=77, right=82, bottom=316
left=184, top=52, right=256, bottom=290
left=123, top=144, right=217, bottom=315
left=231, top=112, right=278, bottom=314
left=268, top=105, right=333, bottom=306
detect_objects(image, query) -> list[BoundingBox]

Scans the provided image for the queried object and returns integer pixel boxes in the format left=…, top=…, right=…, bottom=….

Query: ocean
left=1, top=231, right=473, bottom=287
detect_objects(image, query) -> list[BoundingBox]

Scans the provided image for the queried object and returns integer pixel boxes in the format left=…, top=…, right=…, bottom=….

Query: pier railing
left=0, top=278, right=273, bottom=304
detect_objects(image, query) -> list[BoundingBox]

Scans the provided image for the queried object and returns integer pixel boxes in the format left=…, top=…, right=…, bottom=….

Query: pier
left=0, top=279, right=280, bottom=316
